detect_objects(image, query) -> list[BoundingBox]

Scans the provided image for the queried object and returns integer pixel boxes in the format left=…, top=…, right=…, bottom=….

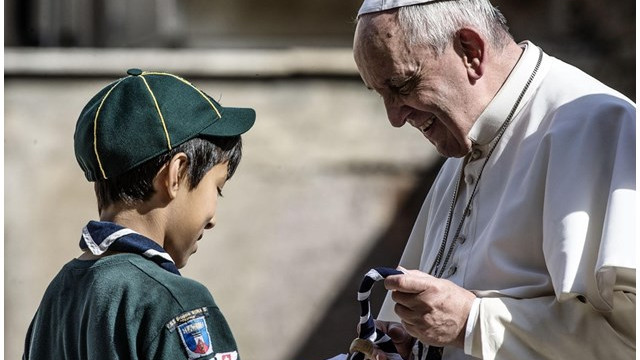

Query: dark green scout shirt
left=24, top=253, right=239, bottom=360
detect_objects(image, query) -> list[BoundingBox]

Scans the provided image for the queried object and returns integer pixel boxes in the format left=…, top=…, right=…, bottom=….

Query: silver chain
left=428, top=49, right=543, bottom=279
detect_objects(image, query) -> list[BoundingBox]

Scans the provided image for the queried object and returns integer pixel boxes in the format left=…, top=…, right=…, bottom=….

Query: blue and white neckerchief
left=79, top=220, right=180, bottom=275
left=349, top=267, right=404, bottom=360
left=349, top=267, right=441, bottom=360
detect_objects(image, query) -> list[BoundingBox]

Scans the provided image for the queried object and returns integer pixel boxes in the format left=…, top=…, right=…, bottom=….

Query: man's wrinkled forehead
left=355, top=10, right=399, bottom=42
left=353, top=13, right=409, bottom=91
left=358, top=0, right=440, bottom=17
left=354, top=11, right=402, bottom=56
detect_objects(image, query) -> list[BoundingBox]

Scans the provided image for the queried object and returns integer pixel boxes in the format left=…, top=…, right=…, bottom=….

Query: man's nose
left=384, top=99, right=411, bottom=128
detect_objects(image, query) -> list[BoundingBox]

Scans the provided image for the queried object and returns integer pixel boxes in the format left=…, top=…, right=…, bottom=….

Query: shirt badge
left=215, top=351, right=239, bottom=360
left=177, top=316, right=214, bottom=359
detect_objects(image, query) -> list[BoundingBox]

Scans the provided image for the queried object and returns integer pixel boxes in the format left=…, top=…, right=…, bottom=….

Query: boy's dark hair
left=95, top=136, right=242, bottom=211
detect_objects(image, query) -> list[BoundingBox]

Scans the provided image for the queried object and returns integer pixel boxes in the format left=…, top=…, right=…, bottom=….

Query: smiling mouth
left=417, top=115, right=436, bottom=134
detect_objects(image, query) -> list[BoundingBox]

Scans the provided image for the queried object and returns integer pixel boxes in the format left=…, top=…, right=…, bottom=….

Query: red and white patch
left=214, top=351, right=238, bottom=360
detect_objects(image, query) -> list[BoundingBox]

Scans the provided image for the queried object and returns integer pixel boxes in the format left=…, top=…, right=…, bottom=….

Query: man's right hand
left=368, top=320, right=414, bottom=360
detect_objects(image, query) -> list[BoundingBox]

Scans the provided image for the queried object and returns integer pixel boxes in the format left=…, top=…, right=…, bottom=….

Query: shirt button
left=447, top=265, right=458, bottom=277
left=457, top=235, right=466, bottom=244
left=470, top=149, right=482, bottom=160
left=465, top=174, right=475, bottom=185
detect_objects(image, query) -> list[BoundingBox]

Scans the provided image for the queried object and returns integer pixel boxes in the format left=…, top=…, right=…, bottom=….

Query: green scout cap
left=74, top=69, right=256, bottom=181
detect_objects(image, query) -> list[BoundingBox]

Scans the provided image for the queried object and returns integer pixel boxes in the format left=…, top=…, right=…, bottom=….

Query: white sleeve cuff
left=464, top=297, right=481, bottom=355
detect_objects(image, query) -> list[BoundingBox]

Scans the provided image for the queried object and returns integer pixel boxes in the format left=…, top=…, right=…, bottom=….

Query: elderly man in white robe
left=350, top=0, right=636, bottom=359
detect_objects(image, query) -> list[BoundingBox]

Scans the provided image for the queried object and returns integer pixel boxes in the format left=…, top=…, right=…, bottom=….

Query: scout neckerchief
left=347, top=268, right=446, bottom=360
left=349, top=50, right=544, bottom=360
left=348, top=267, right=404, bottom=360
left=79, top=220, right=180, bottom=275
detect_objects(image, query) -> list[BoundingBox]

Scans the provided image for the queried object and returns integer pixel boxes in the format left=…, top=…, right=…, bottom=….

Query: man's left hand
left=385, top=268, right=476, bottom=348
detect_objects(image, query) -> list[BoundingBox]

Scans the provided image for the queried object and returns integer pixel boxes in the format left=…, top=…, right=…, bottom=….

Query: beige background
left=5, top=0, right=634, bottom=359
left=5, top=75, right=440, bottom=360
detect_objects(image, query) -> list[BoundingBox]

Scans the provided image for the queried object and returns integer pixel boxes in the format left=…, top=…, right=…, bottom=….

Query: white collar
left=468, top=41, right=544, bottom=146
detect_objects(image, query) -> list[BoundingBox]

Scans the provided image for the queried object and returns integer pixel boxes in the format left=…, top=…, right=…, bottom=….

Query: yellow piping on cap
left=140, top=75, right=172, bottom=150
left=93, top=77, right=127, bottom=180
left=143, top=71, right=223, bottom=119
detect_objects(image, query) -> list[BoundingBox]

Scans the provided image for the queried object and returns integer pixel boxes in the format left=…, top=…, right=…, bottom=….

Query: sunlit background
left=5, top=1, right=635, bottom=360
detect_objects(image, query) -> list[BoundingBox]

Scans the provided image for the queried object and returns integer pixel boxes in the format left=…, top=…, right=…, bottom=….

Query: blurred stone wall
left=4, top=1, right=635, bottom=360
left=494, top=0, right=635, bottom=100
left=5, top=74, right=440, bottom=360
left=5, top=0, right=635, bottom=97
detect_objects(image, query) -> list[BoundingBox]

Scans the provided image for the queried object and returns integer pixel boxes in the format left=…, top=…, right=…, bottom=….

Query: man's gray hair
left=397, top=0, right=513, bottom=54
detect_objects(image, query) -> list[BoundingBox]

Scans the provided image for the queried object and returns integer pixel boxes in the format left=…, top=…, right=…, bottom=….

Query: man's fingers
left=375, top=320, right=411, bottom=342
left=385, top=322, right=414, bottom=360
left=374, top=319, right=390, bottom=332
left=387, top=322, right=412, bottom=343
left=390, top=289, right=425, bottom=308
left=370, top=347, right=388, bottom=360
left=398, top=268, right=431, bottom=277
left=393, top=302, right=420, bottom=325
left=384, top=271, right=434, bottom=293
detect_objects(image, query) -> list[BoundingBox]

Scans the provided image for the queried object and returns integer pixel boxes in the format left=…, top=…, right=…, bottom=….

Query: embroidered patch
left=214, top=351, right=238, bottom=360
left=177, top=316, right=214, bottom=359
left=166, top=307, right=209, bottom=331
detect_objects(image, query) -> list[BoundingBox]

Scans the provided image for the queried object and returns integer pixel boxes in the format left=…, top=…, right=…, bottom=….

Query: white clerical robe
left=378, top=41, right=636, bottom=359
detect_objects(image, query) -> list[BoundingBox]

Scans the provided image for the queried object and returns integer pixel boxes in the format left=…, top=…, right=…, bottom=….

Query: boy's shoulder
left=63, top=253, right=216, bottom=311
left=27, top=254, right=237, bottom=359
left=114, top=255, right=239, bottom=358
left=119, top=253, right=217, bottom=308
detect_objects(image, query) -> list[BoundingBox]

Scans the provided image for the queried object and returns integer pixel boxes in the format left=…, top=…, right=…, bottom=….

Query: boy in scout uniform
left=23, top=69, right=255, bottom=360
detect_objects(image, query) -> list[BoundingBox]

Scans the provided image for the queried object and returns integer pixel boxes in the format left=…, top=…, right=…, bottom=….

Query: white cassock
left=378, top=41, right=636, bottom=359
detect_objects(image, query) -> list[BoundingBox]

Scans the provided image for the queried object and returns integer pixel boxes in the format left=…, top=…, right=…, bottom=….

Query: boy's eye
left=217, top=187, right=224, bottom=197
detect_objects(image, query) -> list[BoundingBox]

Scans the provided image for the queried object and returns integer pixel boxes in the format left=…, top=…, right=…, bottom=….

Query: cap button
left=127, top=68, right=143, bottom=76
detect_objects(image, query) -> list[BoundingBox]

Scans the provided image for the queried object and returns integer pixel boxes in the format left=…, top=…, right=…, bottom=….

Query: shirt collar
left=79, top=220, right=180, bottom=275
left=468, top=41, right=543, bottom=146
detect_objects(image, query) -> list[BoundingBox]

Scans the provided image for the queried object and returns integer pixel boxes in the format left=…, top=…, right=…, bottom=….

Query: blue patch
left=178, top=316, right=214, bottom=359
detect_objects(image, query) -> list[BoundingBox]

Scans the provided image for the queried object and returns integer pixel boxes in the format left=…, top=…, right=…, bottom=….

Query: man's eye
left=398, top=79, right=416, bottom=95
left=395, top=75, right=418, bottom=96
left=398, top=85, right=412, bottom=96
left=389, top=83, right=411, bottom=96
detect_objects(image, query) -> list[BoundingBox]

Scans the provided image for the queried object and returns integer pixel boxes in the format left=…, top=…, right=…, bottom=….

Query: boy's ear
left=456, top=28, right=485, bottom=81
left=154, top=153, right=189, bottom=200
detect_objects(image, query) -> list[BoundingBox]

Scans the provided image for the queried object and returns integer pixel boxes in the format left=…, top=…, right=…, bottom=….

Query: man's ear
left=457, top=28, right=485, bottom=81
left=154, top=153, right=189, bottom=200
